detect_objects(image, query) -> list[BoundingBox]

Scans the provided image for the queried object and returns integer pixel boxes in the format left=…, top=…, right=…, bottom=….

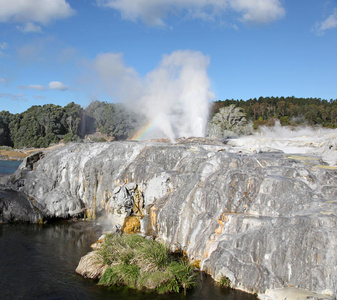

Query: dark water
left=0, top=162, right=256, bottom=300
left=0, top=160, right=22, bottom=175
left=0, top=222, right=256, bottom=300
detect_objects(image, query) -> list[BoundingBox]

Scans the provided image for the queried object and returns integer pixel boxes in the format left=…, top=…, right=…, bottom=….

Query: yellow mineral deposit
left=121, top=216, right=141, bottom=234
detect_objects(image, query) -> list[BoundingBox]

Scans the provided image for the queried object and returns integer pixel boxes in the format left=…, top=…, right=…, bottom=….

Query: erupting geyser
left=137, top=50, right=213, bottom=140
left=93, top=50, right=215, bottom=141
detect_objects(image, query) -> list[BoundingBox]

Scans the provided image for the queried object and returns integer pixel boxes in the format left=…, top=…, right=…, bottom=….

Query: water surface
left=0, top=160, right=22, bottom=175
left=0, top=222, right=256, bottom=300
left=0, top=159, right=255, bottom=300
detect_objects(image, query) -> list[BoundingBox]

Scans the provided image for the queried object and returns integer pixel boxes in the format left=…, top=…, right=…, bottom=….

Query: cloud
left=58, top=47, right=77, bottom=62
left=34, top=95, right=46, bottom=100
left=93, top=53, right=143, bottom=103
left=228, top=0, right=286, bottom=24
left=17, top=22, right=42, bottom=33
left=0, top=77, right=12, bottom=86
left=17, top=43, right=44, bottom=62
left=0, top=41, right=8, bottom=57
left=0, top=0, right=75, bottom=32
left=17, top=36, right=58, bottom=63
left=314, top=8, right=337, bottom=35
left=49, top=81, right=68, bottom=91
left=0, top=93, right=27, bottom=102
left=0, top=41, right=8, bottom=50
left=96, top=0, right=285, bottom=26
left=18, top=84, right=47, bottom=91
left=92, top=50, right=214, bottom=140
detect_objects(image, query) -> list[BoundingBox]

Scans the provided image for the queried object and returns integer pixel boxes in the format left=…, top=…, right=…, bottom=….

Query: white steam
left=228, top=121, right=337, bottom=166
left=93, top=50, right=214, bottom=140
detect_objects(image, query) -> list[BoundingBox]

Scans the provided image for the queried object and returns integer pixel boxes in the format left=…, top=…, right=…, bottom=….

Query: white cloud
left=228, top=0, right=285, bottom=24
left=0, top=0, right=75, bottom=23
left=0, top=78, right=7, bottom=84
left=0, top=41, right=8, bottom=50
left=17, top=43, right=44, bottom=62
left=314, top=9, right=337, bottom=35
left=17, top=22, right=42, bottom=33
left=18, top=84, right=47, bottom=91
left=0, top=0, right=75, bottom=32
left=49, top=81, right=68, bottom=91
left=0, top=41, right=8, bottom=57
left=34, top=95, right=46, bottom=100
left=93, top=53, right=143, bottom=102
left=96, top=0, right=285, bottom=26
left=0, top=93, right=27, bottom=102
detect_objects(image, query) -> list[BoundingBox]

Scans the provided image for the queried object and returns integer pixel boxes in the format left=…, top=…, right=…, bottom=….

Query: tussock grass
left=218, top=275, right=231, bottom=288
left=96, top=233, right=197, bottom=294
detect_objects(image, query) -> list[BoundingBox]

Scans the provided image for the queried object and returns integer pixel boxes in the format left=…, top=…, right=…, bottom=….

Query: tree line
left=0, top=101, right=144, bottom=148
left=211, top=96, right=337, bottom=128
left=1, top=96, right=336, bottom=149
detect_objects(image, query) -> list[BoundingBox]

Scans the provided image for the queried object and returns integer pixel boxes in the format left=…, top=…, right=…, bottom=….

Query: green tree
left=207, top=104, right=253, bottom=138
left=5, top=102, right=84, bottom=148
left=62, top=102, right=83, bottom=136
left=0, top=111, right=13, bottom=146
left=84, top=100, right=144, bottom=140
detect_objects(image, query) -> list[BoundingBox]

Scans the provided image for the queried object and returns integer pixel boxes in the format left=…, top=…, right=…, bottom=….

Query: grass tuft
left=96, top=233, right=197, bottom=294
left=218, top=275, right=231, bottom=289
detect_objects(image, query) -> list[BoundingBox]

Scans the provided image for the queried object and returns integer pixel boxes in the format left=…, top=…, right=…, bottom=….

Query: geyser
left=93, top=50, right=214, bottom=140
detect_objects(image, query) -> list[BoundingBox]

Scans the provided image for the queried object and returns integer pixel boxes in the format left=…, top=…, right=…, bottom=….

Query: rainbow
left=131, top=119, right=157, bottom=141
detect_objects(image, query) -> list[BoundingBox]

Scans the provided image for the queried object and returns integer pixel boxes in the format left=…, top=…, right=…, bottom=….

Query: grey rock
left=19, top=151, right=45, bottom=171
left=0, top=186, right=42, bottom=223
left=2, top=141, right=337, bottom=297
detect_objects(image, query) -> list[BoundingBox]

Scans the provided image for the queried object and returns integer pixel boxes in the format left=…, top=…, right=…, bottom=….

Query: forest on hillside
left=0, top=96, right=336, bottom=149
left=0, top=100, right=143, bottom=148
left=212, top=96, right=337, bottom=129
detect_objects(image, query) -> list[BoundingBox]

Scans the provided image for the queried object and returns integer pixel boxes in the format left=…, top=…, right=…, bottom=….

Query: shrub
left=96, top=233, right=197, bottom=294
left=207, top=104, right=253, bottom=138
left=99, top=264, right=140, bottom=289
left=168, top=260, right=197, bottom=295
left=218, top=275, right=231, bottom=288
left=63, top=132, right=80, bottom=143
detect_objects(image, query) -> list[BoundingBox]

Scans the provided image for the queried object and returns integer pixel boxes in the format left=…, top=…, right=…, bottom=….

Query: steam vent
left=1, top=138, right=337, bottom=299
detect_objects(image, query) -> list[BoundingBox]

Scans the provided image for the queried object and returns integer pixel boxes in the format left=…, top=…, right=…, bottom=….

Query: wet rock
left=19, top=151, right=45, bottom=171
left=75, top=250, right=108, bottom=279
left=2, top=141, right=337, bottom=297
left=0, top=187, right=41, bottom=223
left=261, top=287, right=335, bottom=300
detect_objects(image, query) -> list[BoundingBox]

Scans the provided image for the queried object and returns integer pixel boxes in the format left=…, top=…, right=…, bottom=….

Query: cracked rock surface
left=1, top=140, right=337, bottom=296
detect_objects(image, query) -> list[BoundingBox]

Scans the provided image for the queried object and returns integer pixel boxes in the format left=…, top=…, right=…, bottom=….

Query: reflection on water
left=0, top=221, right=104, bottom=299
left=0, top=221, right=256, bottom=300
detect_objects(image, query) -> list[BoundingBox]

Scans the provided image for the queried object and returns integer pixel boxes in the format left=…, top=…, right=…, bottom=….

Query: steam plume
left=228, top=121, right=337, bottom=166
left=93, top=50, right=214, bottom=140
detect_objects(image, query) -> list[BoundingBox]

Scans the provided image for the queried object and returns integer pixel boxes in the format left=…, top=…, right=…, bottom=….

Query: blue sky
left=0, top=0, right=336, bottom=114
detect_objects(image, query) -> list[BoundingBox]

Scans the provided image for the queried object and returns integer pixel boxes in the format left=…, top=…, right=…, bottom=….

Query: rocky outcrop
left=2, top=140, right=337, bottom=297
left=0, top=187, right=41, bottom=223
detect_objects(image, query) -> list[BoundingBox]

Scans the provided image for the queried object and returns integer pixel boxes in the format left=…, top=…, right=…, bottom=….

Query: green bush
left=218, top=275, right=231, bottom=288
left=168, top=260, right=197, bottom=295
left=99, top=264, right=140, bottom=289
left=96, top=233, right=197, bottom=294
left=63, top=132, right=80, bottom=143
